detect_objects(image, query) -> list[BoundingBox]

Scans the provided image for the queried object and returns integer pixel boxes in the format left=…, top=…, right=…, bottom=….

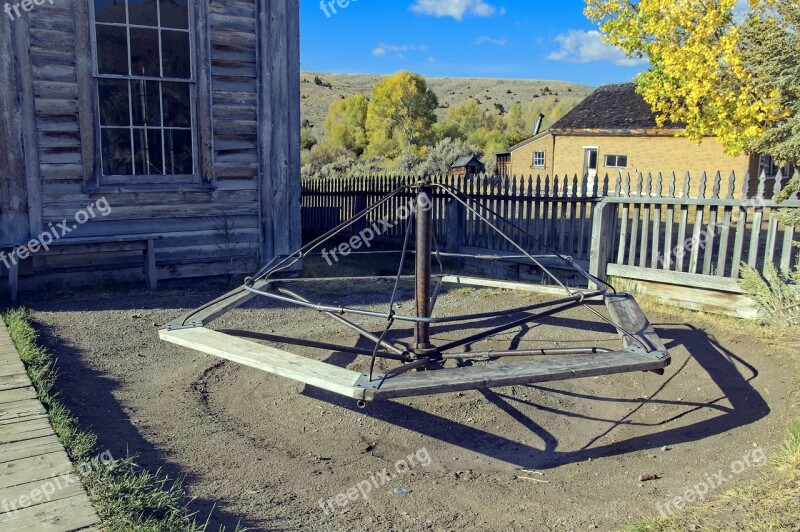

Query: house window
left=605, top=154, right=628, bottom=168
left=758, top=155, right=793, bottom=178
left=532, top=151, right=546, bottom=168
left=92, top=0, right=195, bottom=180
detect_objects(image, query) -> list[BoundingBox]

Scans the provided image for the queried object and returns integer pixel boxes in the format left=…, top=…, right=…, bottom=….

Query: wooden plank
left=612, top=277, right=759, bottom=319
left=0, top=387, right=37, bottom=404
left=607, top=263, right=746, bottom=294
left=0, top=12, right=31, bottom=248
left=0, top=451, right=72, bottom=489
left=604, top=293, right=667, bottom=353
left=688, top=206, right=704, bottom=274
left=763, top=210, right=779, bottom=275
left=748, top=174, right=767, bottom=268
left=166, top=278, right=269, bottom=329
left=716, top=206, right=733, bottom=277
left=8, top=259, right=19, bottom=303
left=0, top=399, right=46, bottom=423
left=0, top=417, right=55, bottom=443
left=0, top=435, right=64, bottom=464
left=160, top=327, right=365, bottom=399
left=730, top=208, right=748, bottom=279
left=0, top=375, right=31, bottom=392
left=588, top=202, right=617, bottom=287
left=0, top=477, right=87, bottom=515
left=145, top=239, right=157, bottom=290
left=366, top=349, right=668, bottom=401
left=15, top=13, right=43, bottom=237
left=0, top=493, right=99, bottom=531
left=439, top=275, right=596, bottom=297
left=780, top=225, right=796, bottom=275
left=73, top=0, right=97, bottom=185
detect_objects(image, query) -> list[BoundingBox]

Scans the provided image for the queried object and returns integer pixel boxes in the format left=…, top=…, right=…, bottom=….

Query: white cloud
left=410, top=0, right=500, bottom=21
left=372, top=43, right=429, bottom=57
left=475, top=36, right=508, bottom=46
left=548, top=29, right=647, bottom=67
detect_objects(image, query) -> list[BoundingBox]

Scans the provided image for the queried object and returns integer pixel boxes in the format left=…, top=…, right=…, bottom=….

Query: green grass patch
left=2, top=308, right=245, bottom=532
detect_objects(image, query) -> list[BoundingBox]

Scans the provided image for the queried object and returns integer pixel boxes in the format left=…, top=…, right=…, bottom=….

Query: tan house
left=496, top=84, right=786, bottom=196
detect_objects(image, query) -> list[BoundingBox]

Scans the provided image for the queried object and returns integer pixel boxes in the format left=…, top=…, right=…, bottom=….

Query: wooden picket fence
left=588, top=170, right=799, bottom=316
left=301, top=171, right=799, bottom=316
left=301, top=174, right=603, bottom=264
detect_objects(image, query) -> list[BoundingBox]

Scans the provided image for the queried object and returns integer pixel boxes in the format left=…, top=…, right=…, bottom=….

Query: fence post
left=589, top=199, right=617, bottom=289
left=353, top=192, right=367, bottom=233
left=445, top=198, right=465, bottom=253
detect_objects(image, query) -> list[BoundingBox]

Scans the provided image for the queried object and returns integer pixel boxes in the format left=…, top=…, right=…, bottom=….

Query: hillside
left=300, top=72, right=595, bottom=139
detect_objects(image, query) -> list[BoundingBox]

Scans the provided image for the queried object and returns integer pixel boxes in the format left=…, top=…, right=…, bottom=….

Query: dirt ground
left=18, top=276, right=799, bottom=531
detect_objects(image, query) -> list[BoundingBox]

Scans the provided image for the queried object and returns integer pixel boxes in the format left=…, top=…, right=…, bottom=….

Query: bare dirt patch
left=20, top=280, right=798, bottom=531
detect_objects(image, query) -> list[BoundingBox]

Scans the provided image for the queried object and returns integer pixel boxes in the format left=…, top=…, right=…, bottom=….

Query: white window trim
left=604, top=154, right=628, bottom=169
left=531, top=150, right=546, bottom=168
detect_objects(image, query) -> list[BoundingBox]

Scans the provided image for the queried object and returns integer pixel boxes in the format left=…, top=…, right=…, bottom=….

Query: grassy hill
left=300, top=72, right=595, bottom=139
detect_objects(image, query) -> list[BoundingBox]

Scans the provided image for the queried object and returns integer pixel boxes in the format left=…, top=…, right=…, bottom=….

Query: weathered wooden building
left=1, top=0, right=301, bottom=300
left=449, top=155, right=484, bottom=179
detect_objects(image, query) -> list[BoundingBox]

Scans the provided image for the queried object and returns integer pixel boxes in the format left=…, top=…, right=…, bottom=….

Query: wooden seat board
left=160, top=327, right=366, bottom=399
left=365, top=349, right=669, bottom=401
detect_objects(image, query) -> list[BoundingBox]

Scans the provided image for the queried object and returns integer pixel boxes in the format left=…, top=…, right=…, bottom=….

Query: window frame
left=85, top=0, right=212, bottom=189
left=531, top=150, right=546, bottom=168
left=758, top=154, right=793, bottom=179
left=604, top=154, right=628, bottom=169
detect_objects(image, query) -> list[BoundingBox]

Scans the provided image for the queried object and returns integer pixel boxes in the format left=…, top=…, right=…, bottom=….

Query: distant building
left=449, top=155, right=485, bottom=179
left=496, top=83, right=784, bottom=196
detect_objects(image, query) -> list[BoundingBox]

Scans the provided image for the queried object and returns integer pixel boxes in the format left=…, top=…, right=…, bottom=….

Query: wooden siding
left=1, top=0, right=301, bottom=289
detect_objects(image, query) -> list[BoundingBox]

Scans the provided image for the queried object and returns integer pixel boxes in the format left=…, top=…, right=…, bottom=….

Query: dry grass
left=625, top=422, right=800, bottom=532
left=622, top=297, right=800, bottom=531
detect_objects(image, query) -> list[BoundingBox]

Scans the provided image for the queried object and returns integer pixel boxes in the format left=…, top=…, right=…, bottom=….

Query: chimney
left=534, top=113, right=545, bottom=135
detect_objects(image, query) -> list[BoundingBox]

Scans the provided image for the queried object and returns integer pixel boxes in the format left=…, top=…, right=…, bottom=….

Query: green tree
left=447, top=98, right=492, bottom=133
left=300, top=127, right=317, bottom=151
left=742, top=1, right=799, bottom=282
left=415, top=138, right=477, bottom=176
left=323, top=94, right=368, bottom=156
left=505, top=104, right=529, bottom=145
left=365, top=71, right=438, bottom=158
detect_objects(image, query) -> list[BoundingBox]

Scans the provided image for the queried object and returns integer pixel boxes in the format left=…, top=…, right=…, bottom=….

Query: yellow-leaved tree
left=586, top=0, right=799, bottom=323
left=585, top=0, right=786, bottom=155
left=365, top=71, right=438, bottom=160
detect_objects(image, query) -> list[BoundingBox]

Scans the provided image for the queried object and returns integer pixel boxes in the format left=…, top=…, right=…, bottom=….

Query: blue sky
left=300, top=0, right=649, bottom=87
